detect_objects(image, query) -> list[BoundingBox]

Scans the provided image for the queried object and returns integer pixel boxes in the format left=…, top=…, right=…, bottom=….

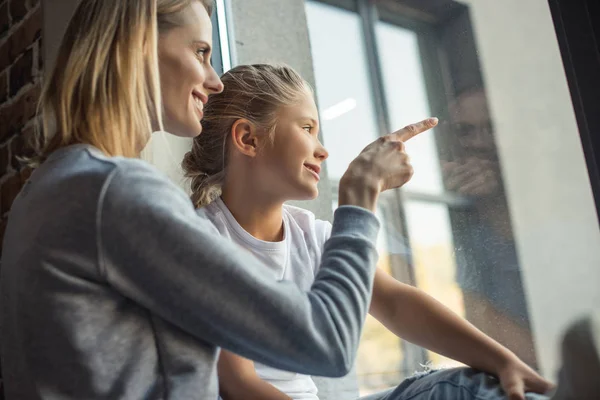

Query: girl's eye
left=196, top=48, right=208, bottom=59
left=303, top=126, right=312, bottom=133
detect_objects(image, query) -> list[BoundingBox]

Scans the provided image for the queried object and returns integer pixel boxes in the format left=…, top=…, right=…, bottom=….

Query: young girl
left=183, top=64, right=554, bottom=400
left=0, top=1, right=430, bottom=399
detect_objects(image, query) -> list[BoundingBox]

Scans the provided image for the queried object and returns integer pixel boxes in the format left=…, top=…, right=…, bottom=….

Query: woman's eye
left=196, top=48, right=208, bottom=58
left=303, top=126, right=312, bottom=133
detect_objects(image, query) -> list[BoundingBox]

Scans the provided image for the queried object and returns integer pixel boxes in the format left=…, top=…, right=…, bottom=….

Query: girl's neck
left=221, top=180, right=286, bottom=243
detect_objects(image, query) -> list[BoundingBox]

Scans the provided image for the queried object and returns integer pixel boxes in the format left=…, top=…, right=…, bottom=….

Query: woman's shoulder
left=46, top=144, right=166, bottom=185
left=52, top=145, right=194, bottom=216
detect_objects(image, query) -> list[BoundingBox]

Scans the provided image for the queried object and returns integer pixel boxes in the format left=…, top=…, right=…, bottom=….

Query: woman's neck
left=220, top=179, right=285, bottom=242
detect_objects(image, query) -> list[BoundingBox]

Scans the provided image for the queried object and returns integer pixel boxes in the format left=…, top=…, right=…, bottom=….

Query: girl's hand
left=339, top=118, right=438, bottom=211
left=496, top=354, right=555, bottom=400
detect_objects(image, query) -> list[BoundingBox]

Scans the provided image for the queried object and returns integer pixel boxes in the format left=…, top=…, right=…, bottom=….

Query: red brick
left=19, top=122, right=35, bottom=150
left=9, top=47, right=32, bottom=96
left=0, top=143, right=9, bottom=174
left=0, top=5, right=41, bottom=70
left=10, top=127, right=35, bottom=169
left=9, top=135, right=21, bottom=169
left=0, top=83, right=40, bottom=142
left=14, top=5, right=41, bottom=53
left=0, top=105, right=12, bottom=143
left=18, top=80, right=37, bottom=119
left=0, top=2, right=9, bottom=38
left=0, top=172, right=23, bottom=215
left=0, top=69, right=7, bottom=103
left=9, top=0, right=27, bottom=24
left=36, top=36, right=41, bottom=72
left=0, top=217, right=7, bottom=253
left=0, top=40, right=9, bottom=71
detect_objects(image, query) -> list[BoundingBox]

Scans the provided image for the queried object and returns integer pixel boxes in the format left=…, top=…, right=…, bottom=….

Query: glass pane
left=305, top=1, right=379, bottom=181
left=307, top=0, right=600, bottom=396
left=376, top=22, right=444, bottom=195
left=403, top=201, right=463, bottom=369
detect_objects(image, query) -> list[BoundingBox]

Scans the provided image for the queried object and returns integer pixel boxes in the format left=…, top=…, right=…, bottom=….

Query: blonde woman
left=0, top=1, right=436, bottom=399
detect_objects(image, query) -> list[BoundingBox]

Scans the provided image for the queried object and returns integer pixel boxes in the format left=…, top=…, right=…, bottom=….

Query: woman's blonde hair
left=182, top=64, right=312, bottom=208
left=34, top=0, right=213, bottom=163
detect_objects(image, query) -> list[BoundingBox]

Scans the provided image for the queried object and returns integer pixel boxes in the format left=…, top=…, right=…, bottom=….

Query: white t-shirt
left=197, top=197, right=333, bottom=400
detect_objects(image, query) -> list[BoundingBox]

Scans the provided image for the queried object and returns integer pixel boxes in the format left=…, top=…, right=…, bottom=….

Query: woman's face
left=157, top=2, right=224, bottom=137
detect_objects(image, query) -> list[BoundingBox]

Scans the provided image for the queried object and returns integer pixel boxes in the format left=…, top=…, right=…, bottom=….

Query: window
left=306, top=0, right=600, bottom=395
left=211, top=0, right=233, bottom=75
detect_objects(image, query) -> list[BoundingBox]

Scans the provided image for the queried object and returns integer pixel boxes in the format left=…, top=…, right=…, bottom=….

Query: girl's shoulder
left=283, top=205, right=332, bottom=248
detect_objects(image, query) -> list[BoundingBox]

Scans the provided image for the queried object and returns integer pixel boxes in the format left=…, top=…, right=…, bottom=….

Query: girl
left=183, top=64, right=554, bottom=400
left=0, top=1, right=431, bottom=399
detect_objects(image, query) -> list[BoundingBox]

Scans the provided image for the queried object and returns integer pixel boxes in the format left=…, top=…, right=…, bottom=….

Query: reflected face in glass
left=256, top=91, right=329, bottom=201
left=444, top=89, right=501, bottom=198
left=157, top=2, right=224, bottom=138
left=450, top=89, right=496, bottom=158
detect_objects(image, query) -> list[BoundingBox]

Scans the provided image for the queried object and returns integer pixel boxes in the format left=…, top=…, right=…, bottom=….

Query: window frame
left=210, top=0, right=233, bottom=75
left=311, top=0, right=600, bottom=227
left=548, top=0, right=600, bottom=225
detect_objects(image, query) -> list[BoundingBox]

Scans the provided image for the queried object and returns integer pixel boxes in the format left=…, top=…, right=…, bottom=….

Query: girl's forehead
left=280, top=92, right=318, bottom=119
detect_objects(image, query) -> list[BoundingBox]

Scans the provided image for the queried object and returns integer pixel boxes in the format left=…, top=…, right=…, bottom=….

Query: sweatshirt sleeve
left=97, top=161, right=380, bottom=377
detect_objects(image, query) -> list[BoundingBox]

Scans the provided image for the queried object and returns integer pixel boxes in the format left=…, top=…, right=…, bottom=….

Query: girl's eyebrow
left=192, top=40, right=212, bottom=55
left=299, top=117, right=319, bottom=125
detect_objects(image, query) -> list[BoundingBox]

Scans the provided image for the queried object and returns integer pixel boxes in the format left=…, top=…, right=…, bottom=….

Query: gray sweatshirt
left=0, top=144, right=380, bottom=399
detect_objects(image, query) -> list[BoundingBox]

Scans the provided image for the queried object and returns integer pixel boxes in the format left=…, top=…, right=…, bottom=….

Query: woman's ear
left=230, top=119, right=259, bottom=157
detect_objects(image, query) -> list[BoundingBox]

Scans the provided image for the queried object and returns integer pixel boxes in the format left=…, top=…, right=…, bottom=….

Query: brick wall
left=0, top=0, right=42, bottom=251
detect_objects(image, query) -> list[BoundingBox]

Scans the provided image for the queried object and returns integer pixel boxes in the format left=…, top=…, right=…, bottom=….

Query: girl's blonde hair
left=34, top=0, right=213, bottom=163
left=182, top=64, right=312, bottom=208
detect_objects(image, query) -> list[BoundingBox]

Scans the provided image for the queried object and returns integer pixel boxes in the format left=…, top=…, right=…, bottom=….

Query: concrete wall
left=459, top=0, right=600, bottom=377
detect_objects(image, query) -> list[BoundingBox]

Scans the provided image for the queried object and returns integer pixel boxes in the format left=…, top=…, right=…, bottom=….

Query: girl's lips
left=304, top=164, right=320, bottom=181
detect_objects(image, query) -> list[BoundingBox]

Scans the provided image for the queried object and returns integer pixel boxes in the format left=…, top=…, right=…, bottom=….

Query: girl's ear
left=230, top=119, right=260, bottom=157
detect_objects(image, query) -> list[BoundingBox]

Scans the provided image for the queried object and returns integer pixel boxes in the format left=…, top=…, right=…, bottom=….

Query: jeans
left=358, top=368, right=549, bottom=400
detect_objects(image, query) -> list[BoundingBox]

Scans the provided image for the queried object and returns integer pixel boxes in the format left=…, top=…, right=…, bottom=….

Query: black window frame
left=549, top=0, right=600, bottom=225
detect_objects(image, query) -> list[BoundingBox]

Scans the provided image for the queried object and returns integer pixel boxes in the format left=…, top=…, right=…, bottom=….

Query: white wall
left=459, top=0, right=600, bottom=377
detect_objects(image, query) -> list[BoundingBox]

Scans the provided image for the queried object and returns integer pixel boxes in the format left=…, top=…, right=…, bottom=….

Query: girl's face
left=255, top=91, right=329, bottom=201
left=157, top=2, right=224, bottom=137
